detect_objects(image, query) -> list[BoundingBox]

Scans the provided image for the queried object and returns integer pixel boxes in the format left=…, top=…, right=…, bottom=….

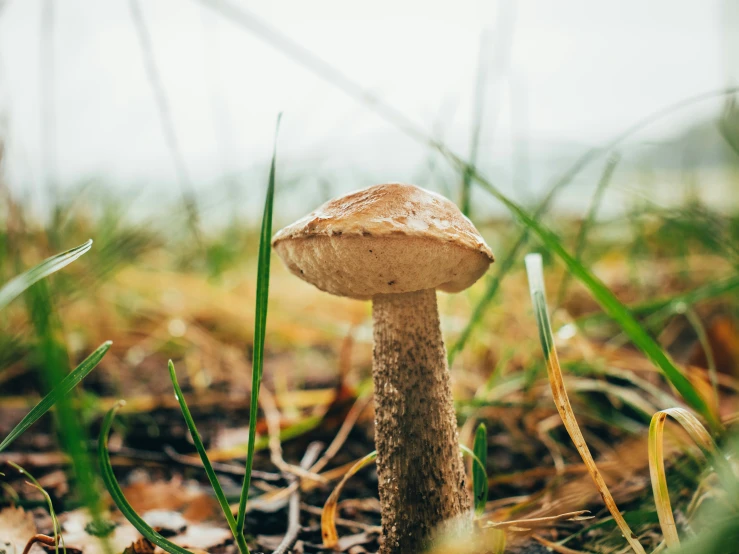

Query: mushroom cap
left=272, top=183, right=494, bottom=300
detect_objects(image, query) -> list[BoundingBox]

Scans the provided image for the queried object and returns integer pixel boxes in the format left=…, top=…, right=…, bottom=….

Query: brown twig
left=162, top=445, right=281, bottom=481
left=483, top=510, right=592, bottom=531
left=23, top=534, right=56, bottom=554
left=309, top=393, right=372, bottom=474
left=272, top=442, right=324, bottom=554
left=260, top=385, right=326, bottom=484
left=301, top=503, right=381, bottom=533
left=532, top=533, right=592, bottom=554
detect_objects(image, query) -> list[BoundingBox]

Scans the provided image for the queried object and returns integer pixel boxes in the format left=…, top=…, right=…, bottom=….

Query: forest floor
left=0, top=199, right=738, bottom=554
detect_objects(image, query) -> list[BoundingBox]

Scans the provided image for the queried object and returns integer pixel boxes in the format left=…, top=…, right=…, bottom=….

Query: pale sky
left=0, top=0, right=736, bottom=217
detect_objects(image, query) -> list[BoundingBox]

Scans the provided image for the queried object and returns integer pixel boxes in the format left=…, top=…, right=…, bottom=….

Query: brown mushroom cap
left=272, top=183, right=494, bottom=300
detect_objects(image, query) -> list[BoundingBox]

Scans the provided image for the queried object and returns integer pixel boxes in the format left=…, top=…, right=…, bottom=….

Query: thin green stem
left=236, top=114, right=280, bottom=537
left=168, top=361, right=249, bottom=554
left=0, top=341, right=111, bottom=453
left=98, top=402, right=194, bottom=554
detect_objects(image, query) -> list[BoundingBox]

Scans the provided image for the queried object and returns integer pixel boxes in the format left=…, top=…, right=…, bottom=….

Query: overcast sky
left=0, top=0, right=736, bottom=214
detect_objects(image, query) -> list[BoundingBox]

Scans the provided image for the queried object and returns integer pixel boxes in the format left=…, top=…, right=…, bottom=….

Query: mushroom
left=272, top=183, right=494, bottom=554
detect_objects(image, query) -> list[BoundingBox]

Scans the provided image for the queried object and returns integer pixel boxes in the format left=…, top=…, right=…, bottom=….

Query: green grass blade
left=236, top=114, right=280, bottom=534
left=0, top=340, right=112, bottom=453
left=447, top=130, right=611, bottom=366
left=459, top=444, right=488, bottom=503
left=168, top=360, right=249, bottom=554
left=98, top=401, right=194, bottom=554
left=8, top=462, right=66, bottom=554
left=648, top=407, right=721, bottom=548
left=447, top=149, right=601, bottom=366
left=472, top=422, right=488, bottom=516
left=0, top=239, right=92, bottom=311
left=25, top=272, right=110, bottom=552
left=473, top=173, right=719, bottom=430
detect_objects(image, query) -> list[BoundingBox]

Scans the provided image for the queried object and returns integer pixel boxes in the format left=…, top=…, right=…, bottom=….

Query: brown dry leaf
left=0, top=506, right=42, bottom=554
left=61, top=509, right=141, bottom=554
left=690, top=315, right=739, bottom=374
left=122, top=477, right=219, bottom=523
left=123, top=537, right=155, bottom=554
left=36, top=470, right=69, bottom=497
left=508, top=429, right=694, bottom=525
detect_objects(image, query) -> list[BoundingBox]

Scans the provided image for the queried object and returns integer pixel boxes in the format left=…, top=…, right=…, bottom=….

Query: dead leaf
left=123, top=537, right=155, bottom=554
left=122, top=477, right=219, bottom=523
left=0, top=506, right=42, bottom=554
left=36, top=470, right=68, bottom=497
left=690, top=315, right=739, bottom=376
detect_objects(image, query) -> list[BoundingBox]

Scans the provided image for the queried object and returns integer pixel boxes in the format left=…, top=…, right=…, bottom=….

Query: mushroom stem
left=372, top=288, right=470, bottom=554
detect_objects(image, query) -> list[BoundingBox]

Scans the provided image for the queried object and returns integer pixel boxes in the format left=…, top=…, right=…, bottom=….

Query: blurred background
left=1, top=1, right=738, bottom=553
left=1, top=0, right=738, bottom=222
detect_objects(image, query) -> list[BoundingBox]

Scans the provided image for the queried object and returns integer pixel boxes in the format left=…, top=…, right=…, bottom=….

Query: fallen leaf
left=122, top=477, right=219, bottom=523
left=36, top=470, right=69, bottom=497
left=690, top=315, right=739, bottom=376
left=123, top=537, right=155, bottom=554
left=0, top=506, right=42, bottom=554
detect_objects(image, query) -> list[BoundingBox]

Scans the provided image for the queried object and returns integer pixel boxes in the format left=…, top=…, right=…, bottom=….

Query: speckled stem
left=372, top=289, right=470, bottom=554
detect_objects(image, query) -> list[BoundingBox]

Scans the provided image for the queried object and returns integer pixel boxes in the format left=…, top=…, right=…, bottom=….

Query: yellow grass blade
left=321, top=451, right=377, bottom=549
left=525, top=253, right=646, bottom=554
left=648, top=407, right=718, bottom=548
